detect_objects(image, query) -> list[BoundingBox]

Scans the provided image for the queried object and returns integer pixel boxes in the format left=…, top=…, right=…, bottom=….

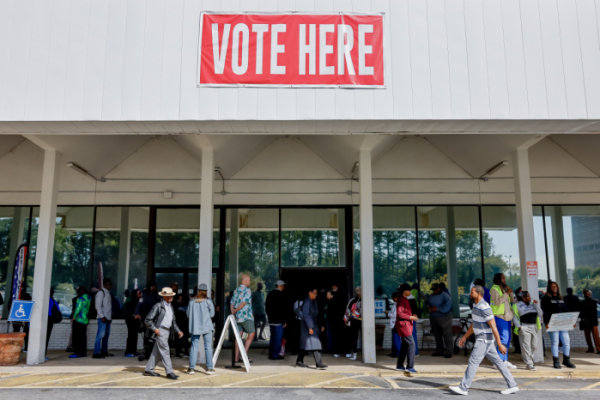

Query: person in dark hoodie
left=580, top=289, right=600, bottom=354
left=541, top=281, right=576, bottom=369
left=124, top=289, right=142, bottom=357
left=266, top=280, right=288, bottom=360
left=135, top=282, right=159, bottom=359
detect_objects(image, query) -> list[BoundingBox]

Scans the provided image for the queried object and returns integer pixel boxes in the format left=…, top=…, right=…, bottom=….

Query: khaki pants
left=519, top=324, right=538, bottom=368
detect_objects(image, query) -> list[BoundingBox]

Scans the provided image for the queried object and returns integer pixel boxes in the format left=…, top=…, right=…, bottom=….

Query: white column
left=229, top=209, right=239, bottom=292
left=2, top=207, right=26, bottom=319
left=445, top=207, right=460, bottom=317
left=116, top=207, right=131, bottom=302
left=359, top=149, right=376, bottom=364
left=512, top=148, right=543, bottom=363
left=27, top=150, right=61, bottom=365
left=199, top=148, right=214, bottom=294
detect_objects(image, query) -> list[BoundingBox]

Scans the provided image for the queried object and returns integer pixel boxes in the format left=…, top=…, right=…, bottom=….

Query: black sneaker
left=166, top=373, right=179, bottom=380
left=296, top=362, right=308, bottom=368
left=92, top=354, right=105, bottom=359
left=102, top=352, right=115, bottom=357
left=143, top=371, right=160, bottom=377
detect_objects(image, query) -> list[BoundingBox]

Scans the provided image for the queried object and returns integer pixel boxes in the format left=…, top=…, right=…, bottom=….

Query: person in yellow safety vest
left=512, top=291, right=543, bottom=371
left=490, top=273, right=517, bottom=369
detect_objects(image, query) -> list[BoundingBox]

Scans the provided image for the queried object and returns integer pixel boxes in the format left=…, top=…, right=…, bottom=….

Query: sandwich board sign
left=213, top=314, right=251, bottom=372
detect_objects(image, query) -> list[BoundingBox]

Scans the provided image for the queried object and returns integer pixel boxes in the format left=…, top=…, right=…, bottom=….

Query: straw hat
left=158, top=287, right=176, bottom=297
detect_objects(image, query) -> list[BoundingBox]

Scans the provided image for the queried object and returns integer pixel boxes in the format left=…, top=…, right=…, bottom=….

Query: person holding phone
left=449, top=285, right=519, bottom=396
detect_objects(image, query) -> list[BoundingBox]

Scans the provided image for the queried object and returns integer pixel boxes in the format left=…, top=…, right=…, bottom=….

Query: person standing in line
left=230, top=275, right=255, bottom=363
left=329, top=284, right=349, bottom=358
left=324, top=290, right=334, bottom=352
left=186, top=283, right=215, bottom=375
left=93, top=278, right=113, bottom=359
left=46, top=287, right=61, bottom=359
left=580, top=289, right=600, bottom=354
left=388, top=291, right=401, bottom=358
left=252, top=282, right=267, bottom=341
left=396, top=284, right=419, bottom=373
left=265, top=280, right=287, bottom=360
left=426, top=283, right=453, bottom=358
left=66, top=292, right=78, bottom=352
left=135, top=281, right=159, bottom=360
left=175, top=294, right=190, bottom=359
left=512, top=291, right=543, bottom=370
left=296, top=288, right=327, bottom=369
left=345, top=287, right=362, bottom=361
left=564, top=287, right=580, bottom=313
left=144, top=287, right=183, bottom=379
left=124, top=289, right=142, bottom=357
left=541, top=281, right=576, bottom=369
left=490, top=273, right=516, bottom=369
left=407, top=288, right=421, bottom=356
left=70, top=287, right=91, bottom=359
left=449, top=285, right=519, bottom=396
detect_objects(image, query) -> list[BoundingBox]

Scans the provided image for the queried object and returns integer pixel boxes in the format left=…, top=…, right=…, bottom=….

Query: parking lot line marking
left=223, top=372, right=289, bottom=387
left=18, top=373, right=102, bottom=388
left=153, top=373, right=217, bottom=387
left=83, top=374, right=147, bottom=387
left=518, top=377, right=547, bottom=387
left=381, top=376, right=401, bottom=389
left=580, top=381, right=600, bottom=390
left=306, top=374, right=363, bottom=387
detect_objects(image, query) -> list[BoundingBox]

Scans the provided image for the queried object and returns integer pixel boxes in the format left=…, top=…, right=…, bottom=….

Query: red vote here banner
left=199, top=13, right=385, bottom=87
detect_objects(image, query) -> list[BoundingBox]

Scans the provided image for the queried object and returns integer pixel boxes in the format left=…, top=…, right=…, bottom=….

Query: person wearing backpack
left=70, top=287, right=91, bottom=359
left=296, top=288, right=327, bottom=369
left=93, top=278, right=113, bottom=359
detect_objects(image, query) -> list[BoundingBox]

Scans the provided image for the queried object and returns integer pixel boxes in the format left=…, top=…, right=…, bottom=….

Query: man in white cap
left=143, top=287, right=184, bottom=379
left=266, top=280, right=287, bottom=360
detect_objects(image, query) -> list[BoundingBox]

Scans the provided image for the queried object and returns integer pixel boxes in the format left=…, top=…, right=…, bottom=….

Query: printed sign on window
left=198, top=12, right=385, bottom=87
left=527, top=261, right=538, bottom=277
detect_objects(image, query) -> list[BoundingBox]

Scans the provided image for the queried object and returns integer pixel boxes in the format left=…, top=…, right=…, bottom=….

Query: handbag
left=51, top=302, right=63, bottom=323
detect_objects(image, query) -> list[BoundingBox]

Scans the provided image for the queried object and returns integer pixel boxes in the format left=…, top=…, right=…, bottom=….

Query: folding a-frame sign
left=213, top=314, right=251, bottom=372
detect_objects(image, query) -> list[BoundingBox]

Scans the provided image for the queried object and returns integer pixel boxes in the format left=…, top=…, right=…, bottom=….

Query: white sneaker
left=500, top=387, right=519, bottom=395
left=449, top=386, right=468, bottom=395
left=334, top=354, right=341, bottom=358
left=505, top=361, right=517, bottom=370
left=526, top=365, right=537, bottom=371
left=345, top=353, right=353, bottom=358
left=187, top=368, right=195, bottom=375
left=349, top=353, right=357, bottom=361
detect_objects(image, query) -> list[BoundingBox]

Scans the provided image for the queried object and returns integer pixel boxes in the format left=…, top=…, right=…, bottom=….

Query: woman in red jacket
left=396, top=283, right=419, bottom=373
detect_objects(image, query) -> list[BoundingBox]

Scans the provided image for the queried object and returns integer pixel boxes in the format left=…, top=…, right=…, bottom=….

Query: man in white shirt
left=93, top=278, right=113, bottom=359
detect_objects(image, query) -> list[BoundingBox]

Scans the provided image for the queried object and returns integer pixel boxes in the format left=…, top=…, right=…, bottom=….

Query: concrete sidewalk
left=2, top=348, right=599, bottom=379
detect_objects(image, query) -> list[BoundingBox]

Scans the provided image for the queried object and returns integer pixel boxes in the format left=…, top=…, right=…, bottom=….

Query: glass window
left=481, top=206, right=521, bottom=291
left=224, top=208, right=279, bottom=346
left=453, top=207, right=482, bottom=313
left=281, top=208, right=344, bottom=268
left=417, top=206, right=448, bottom=298
left=155, top=208, right=200, bottom=269
left=93, top=207, right=149, bottom=301
left=51, top=207, right=95, bottom=308
left=544, top=206, right=600, bottom=298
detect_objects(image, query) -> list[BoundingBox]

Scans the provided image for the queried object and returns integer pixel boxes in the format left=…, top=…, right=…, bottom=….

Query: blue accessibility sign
left=8, top=300, right=34, bottom=322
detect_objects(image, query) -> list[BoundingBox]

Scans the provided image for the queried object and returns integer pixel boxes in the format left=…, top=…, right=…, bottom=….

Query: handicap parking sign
left=8, top=300, right=34, bottom=322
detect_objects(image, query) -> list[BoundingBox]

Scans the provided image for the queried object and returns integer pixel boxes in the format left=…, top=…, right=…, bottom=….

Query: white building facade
left=1, top=0, right=600, bottom=365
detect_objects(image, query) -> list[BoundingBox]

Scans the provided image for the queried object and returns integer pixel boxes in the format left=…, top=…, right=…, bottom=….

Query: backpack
left=294, top=300, right=304, bottom=321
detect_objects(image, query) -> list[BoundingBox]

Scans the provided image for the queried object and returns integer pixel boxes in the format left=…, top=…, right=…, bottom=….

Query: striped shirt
left=472, top=299, right=494, bottom=343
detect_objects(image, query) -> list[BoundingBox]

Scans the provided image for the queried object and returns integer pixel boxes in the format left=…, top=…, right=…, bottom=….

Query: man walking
left=231, top=275, right=255, bottom=363
left=144, top=287, right=183, bottom=379
left=449, top=285, right=519, bottom=396
left=93, top=278, right=113, bottom=359
left=512, top=291, right=543, bottom=370
left=265, top=280, right=287, bottom=360
left=427, top=283, right=454, bottom=358
left=490, top=273, right=516, bottom=369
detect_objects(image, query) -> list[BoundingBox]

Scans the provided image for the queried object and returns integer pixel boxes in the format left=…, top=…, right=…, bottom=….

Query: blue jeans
left=190, top=332, right=214, bottom=369
left=549, top=330, right=570, bottom=358
left=269, top=324, right=285, bottom=358
left=94, top=319, right=111, bottom=355
left=392, top=331, right=402, bottom=357
left=495, top=317, right=511, bottom=361
left=412, top=323, right=419, bottom=355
